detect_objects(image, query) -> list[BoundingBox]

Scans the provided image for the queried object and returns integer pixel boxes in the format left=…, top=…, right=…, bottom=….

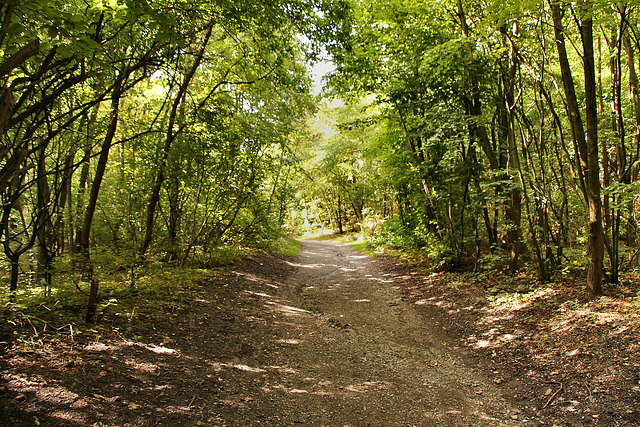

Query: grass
left=346, top=240, right=378, bottom=258
left=0, top=261, right=218, bottom=346
left=0, top=239, right=297, bottom=348
left=269, top=236, right=301, bottom=256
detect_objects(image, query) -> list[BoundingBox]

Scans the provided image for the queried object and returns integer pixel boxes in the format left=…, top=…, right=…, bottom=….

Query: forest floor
left=1, top=239, right=639, bottom=426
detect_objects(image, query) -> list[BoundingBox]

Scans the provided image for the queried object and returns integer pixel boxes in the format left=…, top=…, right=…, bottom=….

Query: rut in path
left=226, top=239, right=521, bottom=426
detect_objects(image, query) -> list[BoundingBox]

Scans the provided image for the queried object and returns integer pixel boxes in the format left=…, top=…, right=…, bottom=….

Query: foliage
left=7, top=0, right=640, bottom=319
left=0, top=0, right=354, bottom=321
left=0, top=255, right=217, bottom=344
left=310, top=0, right=640, bottom=299
left=367, top=216, right=456, bottom=269
left=267, top=237, right=302, bottom=257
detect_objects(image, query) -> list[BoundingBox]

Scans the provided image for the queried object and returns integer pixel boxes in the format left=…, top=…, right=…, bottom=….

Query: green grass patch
left=1, top=237, right=306, bottom=348
left=269, top=236, right=301, bottom=256
left=347, top=240, right=377, bottom=258
left=0, top=256, right=223, bottom=348
left=378, top=245, right=430, bottom=267
left=348, top=241, right=368, bottom=252
left=303, top=232, right=342, bottom=241
left=203, top=245, right=258, bottom=266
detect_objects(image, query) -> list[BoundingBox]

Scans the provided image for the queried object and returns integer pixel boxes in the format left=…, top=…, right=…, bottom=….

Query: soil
left=0, top=239, right=638, bottom=426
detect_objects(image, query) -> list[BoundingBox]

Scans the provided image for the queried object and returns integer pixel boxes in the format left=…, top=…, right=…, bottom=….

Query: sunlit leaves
left=0, top=0, right=353, bottom=281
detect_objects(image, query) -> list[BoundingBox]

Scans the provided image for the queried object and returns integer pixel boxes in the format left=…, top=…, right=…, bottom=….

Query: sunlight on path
left=232, top=239, right=520, bottom=426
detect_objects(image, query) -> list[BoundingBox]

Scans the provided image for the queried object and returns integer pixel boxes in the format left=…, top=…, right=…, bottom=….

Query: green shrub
left=267, top=237, right=301, bottom=256
left=370, top=217, right=422, bottom=248
left=370, top=216, right=457, bottom=269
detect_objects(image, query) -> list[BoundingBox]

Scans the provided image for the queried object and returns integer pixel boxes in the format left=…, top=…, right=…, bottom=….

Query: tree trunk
left=581, top=2, right=604, bottom=298
left=608, top=23, right=624, bottom=284
left=9, top=258, right=19, bottom=293
left=165, top=172, right=181, bottom=262
left=58, top=153, right=75, bottom=254
left=551, top=1, right=603, bottom=298
left=73, top=107, right=98, bottom=258
left=337, top=193, right=344, bottom=234
left=85, top=279, right=99, bottom=323
left=35, top=145, right=53, bottom=288
left=622, top=26, right=640, bottom=248
left=80, top=77, right=123, bottom=278
left=140, top=22, right=213, bottom=256
left=502, top=24, right=524, bottom=272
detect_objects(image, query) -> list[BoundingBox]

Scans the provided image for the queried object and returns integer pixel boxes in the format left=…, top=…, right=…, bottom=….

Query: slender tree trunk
left=73, top=148, right=90, bottom=257
left=73, top=108, right=98, bottom=259
left=337, top=193, right=344, bottom=234
left=9, top=258, right=19, bottom=293
left=80, top=77, right=123, bottom=281
left=35, top=145, right=53, bottom=288
left=85, top=279, right=99, bottom=323
left=622, top=25, right=640, bottom=248
left=81, top=76, right=125, bottom=322
left=609, top=23, right=625, bottom=283
left=166, top=172, right=181, bottom=262
left=502, top=25, right=524, bottom=272
left=582, top=2, right=605, bottom=298
left=140, top=22, right=213, bottom=256
left=2, top=199, right=32, bottom=293
left=58, top=153, right=74, bottom=254
left=551, top=1, right=603, bottom=298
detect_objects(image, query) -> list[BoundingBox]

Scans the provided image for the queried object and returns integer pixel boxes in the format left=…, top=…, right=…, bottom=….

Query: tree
left=323, top=0, right=630, bottom=298
left=550, top=0, right=603, bottom=298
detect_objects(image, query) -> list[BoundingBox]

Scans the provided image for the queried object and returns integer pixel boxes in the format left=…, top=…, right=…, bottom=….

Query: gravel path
left=240, top=240, right=520, bottom=426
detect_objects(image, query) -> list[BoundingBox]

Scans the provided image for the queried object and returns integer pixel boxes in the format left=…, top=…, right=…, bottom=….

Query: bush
left=370, top=216, right=457, bottom=269
left=370, top=217, right=423, bottom=248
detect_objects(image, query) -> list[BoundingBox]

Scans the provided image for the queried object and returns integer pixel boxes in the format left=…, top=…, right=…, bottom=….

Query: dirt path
left=233, top=239, right=519, bottom=426
left=1, top=240, right=524, bottom=426
left=229, top=239, right=520, bottom=426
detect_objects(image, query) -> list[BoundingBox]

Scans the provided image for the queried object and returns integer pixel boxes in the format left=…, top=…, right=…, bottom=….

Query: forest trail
left=229, top=239, right=520, bottom=426
left=1, top=240, right=524, bottom=426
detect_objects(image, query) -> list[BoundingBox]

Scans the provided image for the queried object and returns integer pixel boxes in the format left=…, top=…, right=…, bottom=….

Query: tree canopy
left=3, top=0, right=640, bottom=318
left=0, top=0, right=350, bottom=318
left=298, top=0, right=640, bottom=299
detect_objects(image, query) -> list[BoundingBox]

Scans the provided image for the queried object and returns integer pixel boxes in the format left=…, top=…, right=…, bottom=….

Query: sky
left=310, top=60, right=336, bottom=96
left=308, top=59, right=344, bottom=141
